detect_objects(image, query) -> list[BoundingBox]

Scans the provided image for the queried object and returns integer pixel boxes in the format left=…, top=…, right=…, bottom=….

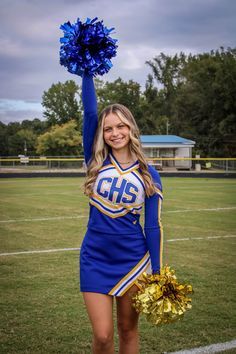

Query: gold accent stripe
left=108, top=252, right=149, bottom=295
left=160, top=225, right=163, bottom=268
left=92, top=194, right=124, bottom=211
left=131, top=170, right=144, bottom=185
left=89, top=199, right=129, bottom=218
left=119, top=165, right=140, bottom=175
left=156, top=189, right=163, bottom=199
left=92, top=193, right=143, bottom=210
left=132, top=169, right=143, bottom=182
left=159, top=199, right=163, bottom=268
left=118, top=261, right=151, bottom=296
left=110, top=154, right=139, bottom=175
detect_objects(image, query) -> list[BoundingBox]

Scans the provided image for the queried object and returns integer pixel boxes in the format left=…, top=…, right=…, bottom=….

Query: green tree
left=0, top=122, right=8, bottom=156
left=96, top=77, right=143, bottom=124
left=6, top=122, right=21, bottom=136
left=36, top=120, right=82, bottom=156
left=175, top=47, right=236, bottom=156
left=146, top=52, right=186, bottom=122
left=1, top=120, right=48, bottom=156
left=146, top=47, right=236, bottom=156
left=139, top=74, right=167, bottom=134
left=8, top=129, right=37, bottom=156
left=146, top=52, right=185, bottom=95
left=21, top=118, right=48, bottom=135
left=42, top=80, right=82, bottom=129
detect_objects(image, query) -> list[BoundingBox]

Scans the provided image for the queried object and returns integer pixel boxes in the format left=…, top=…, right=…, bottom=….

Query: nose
left=111, top=128, right=119, bottom=137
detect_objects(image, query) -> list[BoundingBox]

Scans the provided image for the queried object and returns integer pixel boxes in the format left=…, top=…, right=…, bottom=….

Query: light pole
left=166, top=119, right=170, bottom=135
left=24, top=140, right=27, bottom=156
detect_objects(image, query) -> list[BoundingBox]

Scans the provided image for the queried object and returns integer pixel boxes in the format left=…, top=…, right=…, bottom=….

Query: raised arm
left=144, top=166, right=163, bottom=274
left=82, top=73, right=98, bottom=165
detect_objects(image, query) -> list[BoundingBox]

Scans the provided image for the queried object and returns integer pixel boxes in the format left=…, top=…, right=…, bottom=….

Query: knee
left=94, top=331, right=113, bottom=347
left=117, top=321, right=138, bottom=342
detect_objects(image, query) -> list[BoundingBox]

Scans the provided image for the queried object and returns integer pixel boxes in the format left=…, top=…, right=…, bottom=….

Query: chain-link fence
left=0, top=157, right=236, bottom=173
left=0, top=156, right=85, bottom=172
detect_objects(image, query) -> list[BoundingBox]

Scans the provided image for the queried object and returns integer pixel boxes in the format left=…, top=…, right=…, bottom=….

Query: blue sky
left=0, top=0, right=235, bottom=124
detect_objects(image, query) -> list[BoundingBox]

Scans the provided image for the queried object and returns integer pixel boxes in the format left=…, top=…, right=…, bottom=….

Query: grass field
left=0, top=177, right=236, bottom=354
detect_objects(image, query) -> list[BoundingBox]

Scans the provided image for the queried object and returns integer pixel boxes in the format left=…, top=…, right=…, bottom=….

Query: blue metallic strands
left=59, top=17, right=118, bottom=77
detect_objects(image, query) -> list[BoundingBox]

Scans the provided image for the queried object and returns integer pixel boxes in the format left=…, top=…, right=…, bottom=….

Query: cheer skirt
left=80, top=228, right=151, bottom=297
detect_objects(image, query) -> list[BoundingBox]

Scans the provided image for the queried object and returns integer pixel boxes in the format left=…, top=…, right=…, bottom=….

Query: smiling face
left=103, top=113, right=130, bottom=152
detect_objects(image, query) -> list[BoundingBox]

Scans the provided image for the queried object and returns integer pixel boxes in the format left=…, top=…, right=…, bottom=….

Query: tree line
left=1, top=47, right=235, bottom=157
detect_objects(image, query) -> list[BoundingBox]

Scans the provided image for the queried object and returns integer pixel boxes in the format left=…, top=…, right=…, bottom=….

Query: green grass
left=0, top=177, right=236, bottom=354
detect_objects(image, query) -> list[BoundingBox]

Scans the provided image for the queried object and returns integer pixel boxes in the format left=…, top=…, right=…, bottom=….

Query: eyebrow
left=103, top=122, right=125, bottom=129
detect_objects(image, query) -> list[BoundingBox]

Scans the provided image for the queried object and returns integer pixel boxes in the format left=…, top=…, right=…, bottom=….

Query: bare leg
left=83, top=292, right=114, bottom=354
left=116, top=285, right=140, bottom=354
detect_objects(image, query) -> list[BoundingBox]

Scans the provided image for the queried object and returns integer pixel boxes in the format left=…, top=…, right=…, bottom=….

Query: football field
left=0, top=177, right=236, bottom=353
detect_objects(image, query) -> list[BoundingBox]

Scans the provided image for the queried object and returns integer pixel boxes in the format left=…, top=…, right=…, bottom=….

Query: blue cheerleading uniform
left=80, top=73, right=163, bottom=296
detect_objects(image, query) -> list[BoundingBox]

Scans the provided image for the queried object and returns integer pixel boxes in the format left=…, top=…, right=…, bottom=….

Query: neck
left=111, top=149, right=133, bottom=164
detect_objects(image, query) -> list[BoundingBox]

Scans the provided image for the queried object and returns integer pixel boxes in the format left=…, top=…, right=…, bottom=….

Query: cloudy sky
left=0, top=0, right=235, bottom=124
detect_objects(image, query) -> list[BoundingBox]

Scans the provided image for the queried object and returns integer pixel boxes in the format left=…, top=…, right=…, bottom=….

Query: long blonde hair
left=84, top=103, right=157, bottom=197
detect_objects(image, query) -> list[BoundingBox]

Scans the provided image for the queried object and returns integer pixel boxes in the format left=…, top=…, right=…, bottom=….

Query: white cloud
left=0, top=0, right=235, bottom=122
left=0, top=99, right=43, bottom=123
left=0, top=99, right=42, bottom=112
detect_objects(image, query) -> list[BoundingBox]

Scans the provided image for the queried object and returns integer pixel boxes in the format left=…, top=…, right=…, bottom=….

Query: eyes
left=104, top=124, right=126, bottom=133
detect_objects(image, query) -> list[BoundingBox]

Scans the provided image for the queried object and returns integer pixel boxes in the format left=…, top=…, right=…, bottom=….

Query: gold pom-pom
left=132, top=265, right=193, bottom=325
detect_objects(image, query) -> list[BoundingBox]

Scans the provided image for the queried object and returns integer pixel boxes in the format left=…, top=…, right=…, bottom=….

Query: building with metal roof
left=140, top=135, right=196, bottom=170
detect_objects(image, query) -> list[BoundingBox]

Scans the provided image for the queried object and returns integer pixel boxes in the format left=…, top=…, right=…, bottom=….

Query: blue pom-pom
left=59, top=17, right=118, bottom=77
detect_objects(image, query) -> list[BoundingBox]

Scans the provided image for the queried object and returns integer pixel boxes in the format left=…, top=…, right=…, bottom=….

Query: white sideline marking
left=0, top=215, right=86, bottom=223
left=0, top=235, right=235, bottom=257
left=0, top=248, right=81, bottom=256
left=0, top=206, right=235, bottom=224
left=168, top=235, right=236, bottom=242
left=167, top=338, right=236, bottom=354
left=166, top=206, right=236, bottom=213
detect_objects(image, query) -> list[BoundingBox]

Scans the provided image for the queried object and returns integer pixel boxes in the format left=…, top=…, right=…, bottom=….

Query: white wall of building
left=142, top=144, right=194, bottom=170
left=175, top=147, right=192, bottom=169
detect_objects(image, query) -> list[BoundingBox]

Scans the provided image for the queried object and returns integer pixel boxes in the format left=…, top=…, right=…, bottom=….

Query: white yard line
left=167, top=235, right=236, bottom=242
left=0, top=235, right=235, bottom=257
left=0, top=248, right=81, bottom=256
left=0, top=215, right=87, bottom=223
left=0, top=206, right=235, bottom=224
left=166, top=206, right=236, bottom=213
left=167, top=338, right=236, bottom=354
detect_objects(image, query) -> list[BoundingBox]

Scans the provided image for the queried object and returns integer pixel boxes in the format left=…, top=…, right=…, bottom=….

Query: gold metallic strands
left=132, top=265, right=193, bottom=325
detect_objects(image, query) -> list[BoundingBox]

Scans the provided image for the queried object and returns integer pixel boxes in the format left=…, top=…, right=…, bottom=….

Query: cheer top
left=82, top=73, right=163, bottom=275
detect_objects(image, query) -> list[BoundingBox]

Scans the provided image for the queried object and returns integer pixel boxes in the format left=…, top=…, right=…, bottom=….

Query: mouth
left=111, top=138, right=124, bottom=143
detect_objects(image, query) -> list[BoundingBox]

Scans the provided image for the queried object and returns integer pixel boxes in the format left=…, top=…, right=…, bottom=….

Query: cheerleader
left=80, top=73, right=163, bottom=354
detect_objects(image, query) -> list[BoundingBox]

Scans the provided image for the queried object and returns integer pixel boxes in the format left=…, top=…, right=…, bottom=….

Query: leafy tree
left=42, top=80, right=82, bottom=129
left=36, top=120, right=82, bottom=156
left=21, top=118, right=48, bottom=135
left=0, top=122, right=8, bottom=156
left=146, top=53, right=186, bottom=123
left=146, top=47, right=236, bottom=156
left=175, top=48, right=236, bottom=156
left=0, top=120, right=48, bottom=156
left=6, top=122, right=21, bottom=136
left=95, top=77, right=143, bottom=124
left=146, top=52, right=186, bottom=95
left=139, top=74, right=166, bottom=134
left=2, top=47, right=235, bottom=158
left=8, top=129, right=37, bottom=156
